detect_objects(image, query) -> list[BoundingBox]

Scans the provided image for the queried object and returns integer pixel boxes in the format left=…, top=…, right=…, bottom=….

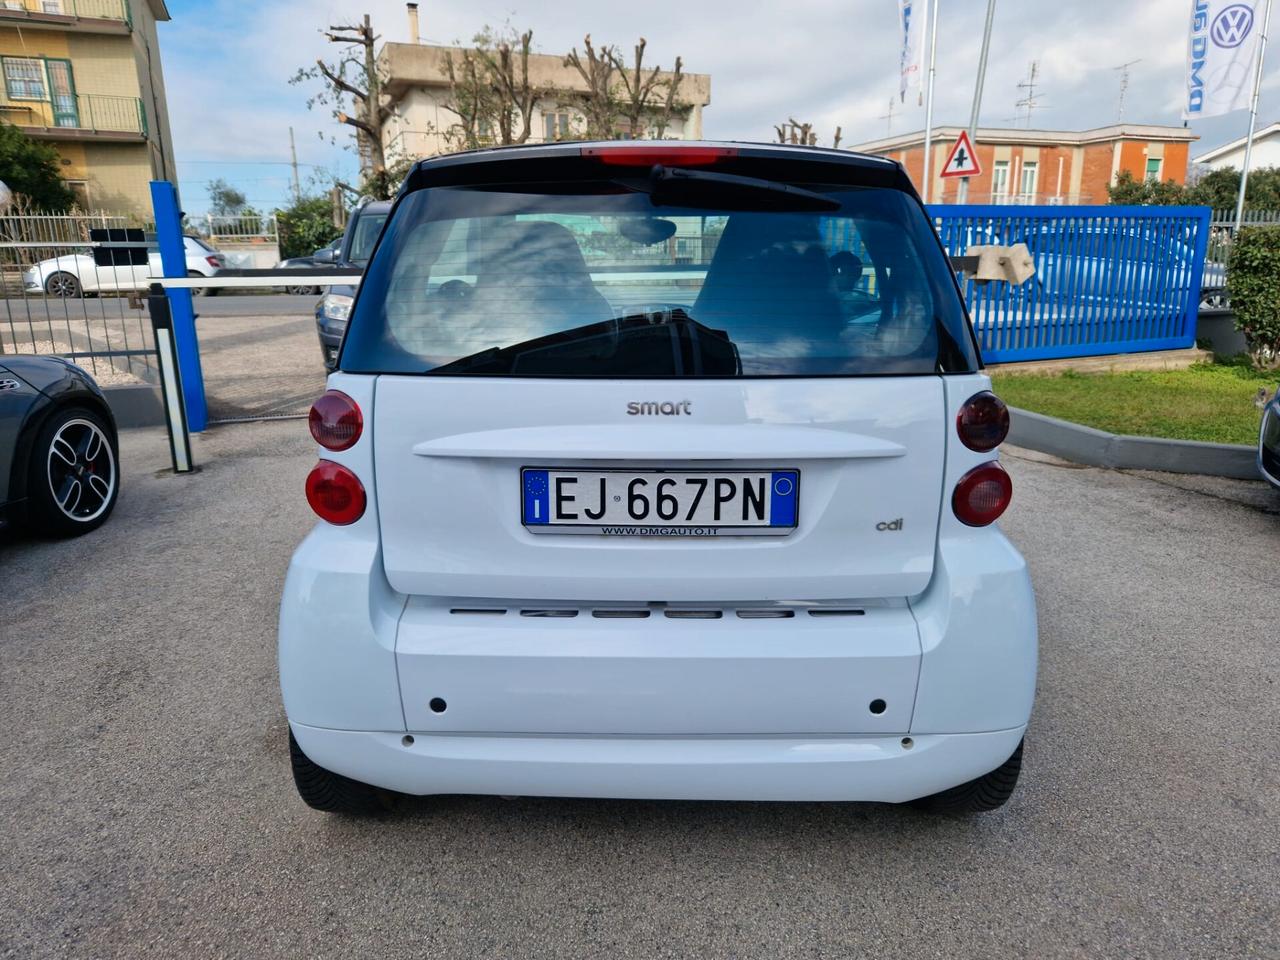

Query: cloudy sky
left=161, top=0, right=1280, bottom=212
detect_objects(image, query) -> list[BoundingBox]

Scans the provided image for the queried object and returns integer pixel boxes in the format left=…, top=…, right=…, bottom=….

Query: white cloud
left=158, top=0, right=1280, bottom=207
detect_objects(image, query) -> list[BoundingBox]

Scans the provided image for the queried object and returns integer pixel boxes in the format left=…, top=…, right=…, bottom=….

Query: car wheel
left=44, top=271, right=82, bottom=298
left=187, top=270, right=215, bottom=297
left=289, top=730, right=392, bottom=814
left=26, top=406, right=119, bottom=537
left=911, top=739, right=1023, bottom=814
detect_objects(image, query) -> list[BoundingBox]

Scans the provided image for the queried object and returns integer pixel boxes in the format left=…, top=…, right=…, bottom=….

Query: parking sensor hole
left=402, top=735, right=415, bottom=747
left=901, top=737, right=914, bottom=750
left=429, top=697, right=448, bottom=714
left=869, top=698, right=887, bottom=715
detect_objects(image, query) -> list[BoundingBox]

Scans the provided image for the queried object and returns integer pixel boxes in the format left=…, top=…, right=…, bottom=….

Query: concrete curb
left=102, top=384, right=164, bottom=429
left=1008, top=406, right=1261, bottom=480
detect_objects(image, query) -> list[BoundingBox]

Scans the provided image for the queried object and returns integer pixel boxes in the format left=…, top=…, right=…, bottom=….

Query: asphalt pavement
left=0, top=423, right=1277, bottom=959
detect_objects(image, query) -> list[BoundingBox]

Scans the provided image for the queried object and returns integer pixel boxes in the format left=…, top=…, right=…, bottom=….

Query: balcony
left=0, top=0, right=132, bottom=33
left=0, top=92, right=147, bottom=140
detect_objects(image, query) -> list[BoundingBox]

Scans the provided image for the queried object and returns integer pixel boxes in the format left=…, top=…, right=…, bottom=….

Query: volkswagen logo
left=1211, top=4, right=1254, bottom=48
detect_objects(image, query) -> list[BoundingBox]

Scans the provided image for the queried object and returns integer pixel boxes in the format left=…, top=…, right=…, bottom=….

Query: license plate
left=521, top=468, right=799, bottom=536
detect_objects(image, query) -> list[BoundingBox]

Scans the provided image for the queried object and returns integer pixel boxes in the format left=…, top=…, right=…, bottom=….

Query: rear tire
left=187, top=270, right=214, bottom=297
left=911, top=739, right=1023, bottom=814
left=289, top=730, right=391, bottom=814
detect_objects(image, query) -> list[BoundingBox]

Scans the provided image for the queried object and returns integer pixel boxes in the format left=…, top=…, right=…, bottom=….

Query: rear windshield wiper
left=428, top=309, right=741, bottom=377
left=642, top=165, right=841, bottom=213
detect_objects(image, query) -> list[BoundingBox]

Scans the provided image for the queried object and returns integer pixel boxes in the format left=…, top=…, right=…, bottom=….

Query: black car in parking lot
left=1260, top=384, right=1280, bottom=490
left=276, top=238, right=341, bottom=296
left=315, top=199, right=390, bottom=370
left=0, top=355, right=119, bottom=537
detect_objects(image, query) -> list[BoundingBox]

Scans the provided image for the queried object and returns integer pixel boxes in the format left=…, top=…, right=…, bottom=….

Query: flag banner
left=900, top=0, right=929, bottom=104
left=1184, top=0, right=1264, bottom=118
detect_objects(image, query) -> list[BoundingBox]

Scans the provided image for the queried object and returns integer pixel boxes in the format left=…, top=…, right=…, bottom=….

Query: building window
left=42, top=1, right=66, bottom=12
left=3, top=58, right=47, bottom=100
left=1145, top=157, right=1163, bottom=181
left=543, top=112, right=570, bottom=141
left=65, top=180, right=89, bottom=209
left=991, top=160, right=1010, bottom=197
left=1019, top=161, right=1038, bottom=200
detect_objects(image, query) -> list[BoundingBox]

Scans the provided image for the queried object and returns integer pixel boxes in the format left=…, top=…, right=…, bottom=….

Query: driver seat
left=463, top=221, right=613, bottom=343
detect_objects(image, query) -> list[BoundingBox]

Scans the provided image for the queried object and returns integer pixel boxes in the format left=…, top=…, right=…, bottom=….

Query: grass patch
left=991, top=359, right=1274, bottom=446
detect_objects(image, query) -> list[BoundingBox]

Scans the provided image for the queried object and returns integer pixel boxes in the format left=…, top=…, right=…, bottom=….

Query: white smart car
left=280, top=142, right=1037, bottom=815
left=24, top=235, right=225, bottom=298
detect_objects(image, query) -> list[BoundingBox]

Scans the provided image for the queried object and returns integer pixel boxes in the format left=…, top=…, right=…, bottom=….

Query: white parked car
left=280, top=142, right=1038, bottom=815
left=24, top=235, right=225, bottom=298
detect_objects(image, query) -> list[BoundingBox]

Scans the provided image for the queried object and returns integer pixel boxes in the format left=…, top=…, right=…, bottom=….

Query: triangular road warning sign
left=940, top=131, right=982, bottom=178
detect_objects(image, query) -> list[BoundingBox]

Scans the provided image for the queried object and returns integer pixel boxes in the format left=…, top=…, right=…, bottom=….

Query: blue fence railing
left=928, top=205, right=1211, bottom=364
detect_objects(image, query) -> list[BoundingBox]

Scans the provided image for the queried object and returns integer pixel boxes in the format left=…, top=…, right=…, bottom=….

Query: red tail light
left=305, top=460, right=366, bottom=525
left=581, top=145, right=737, bottom=167
left=205, top=255, right=221, bottom=268
left=957, top=391, right=1010, bottom=452
left=309, top=390, right=362, bottom=451
left=952, top=462, right=1012, bottom=527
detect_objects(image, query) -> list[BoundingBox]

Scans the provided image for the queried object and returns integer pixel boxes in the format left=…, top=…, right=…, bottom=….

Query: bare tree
left=292, top=14, right=395, bottom=196
left=442, top=27, right=546, bottom=149
left=564, top=35, right=619, bottom=139
left=443, top=46, right=499, bottom=150
left=611, top=40, right=687, bottom=140
left=775, top=118, right=814, bottom=145
left=478, top=30, right=542, bottom=145
left=652, top=55, right=685, bottom=139
left=774, top=118, right=842, bottom=148
left=612, top=38, right=663, bottom=139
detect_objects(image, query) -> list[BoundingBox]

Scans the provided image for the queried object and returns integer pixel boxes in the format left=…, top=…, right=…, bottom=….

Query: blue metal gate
left=928, top=205, right=1211, bottom=364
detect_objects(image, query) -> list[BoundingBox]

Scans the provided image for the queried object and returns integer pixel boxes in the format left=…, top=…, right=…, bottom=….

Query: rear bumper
left=290, top=722, right=1026, bottom=802
left=279, top=519, right=1037, bottom=801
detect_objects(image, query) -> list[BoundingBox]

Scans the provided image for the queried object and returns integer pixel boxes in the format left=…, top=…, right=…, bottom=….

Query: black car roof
left=401, top=139, right=913, bottom=197
left=411, top=139, right=897, bottom=172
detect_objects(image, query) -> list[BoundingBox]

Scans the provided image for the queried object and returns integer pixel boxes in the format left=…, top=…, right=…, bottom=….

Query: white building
left=1193, top=121, right=1280, bottom=170
left=376, top=40, right=711, bottom=168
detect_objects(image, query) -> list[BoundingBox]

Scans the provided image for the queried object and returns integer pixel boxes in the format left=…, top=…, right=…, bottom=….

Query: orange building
left=850, top=124, right=1199, bottom=205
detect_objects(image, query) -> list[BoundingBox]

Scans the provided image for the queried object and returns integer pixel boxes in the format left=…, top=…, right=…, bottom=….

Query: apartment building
left=0, top=0, right=175, bottom=216
left=851, top=124, right=1199, bottom=205
left=377, top=35, right=711, bottom=167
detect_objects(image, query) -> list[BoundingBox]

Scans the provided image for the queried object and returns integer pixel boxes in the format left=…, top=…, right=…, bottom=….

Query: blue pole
left=149, top=180, right=207, bottom=431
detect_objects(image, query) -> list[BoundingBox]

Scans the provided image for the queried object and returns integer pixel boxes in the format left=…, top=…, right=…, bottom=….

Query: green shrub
left=276, top=194, right=342, bottom=261
left=0, top=121, right=75, bottom=212
left=1226, top=225, right=1280, bottom=368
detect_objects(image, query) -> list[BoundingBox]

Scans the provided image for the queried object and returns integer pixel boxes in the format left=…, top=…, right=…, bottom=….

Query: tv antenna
left=877, top=97, right=899, bottom=137
left=1014, top=60, right=1042, bottom=127
left=1113, top=59, right=1142, bottom=122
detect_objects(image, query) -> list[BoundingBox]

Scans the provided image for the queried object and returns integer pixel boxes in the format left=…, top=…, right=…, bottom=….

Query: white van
left=280, top=142, right=1037, bottom=815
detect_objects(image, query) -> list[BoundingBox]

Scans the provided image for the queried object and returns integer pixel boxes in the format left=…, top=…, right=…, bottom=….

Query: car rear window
left=340, top=179, right=975, bottom=376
